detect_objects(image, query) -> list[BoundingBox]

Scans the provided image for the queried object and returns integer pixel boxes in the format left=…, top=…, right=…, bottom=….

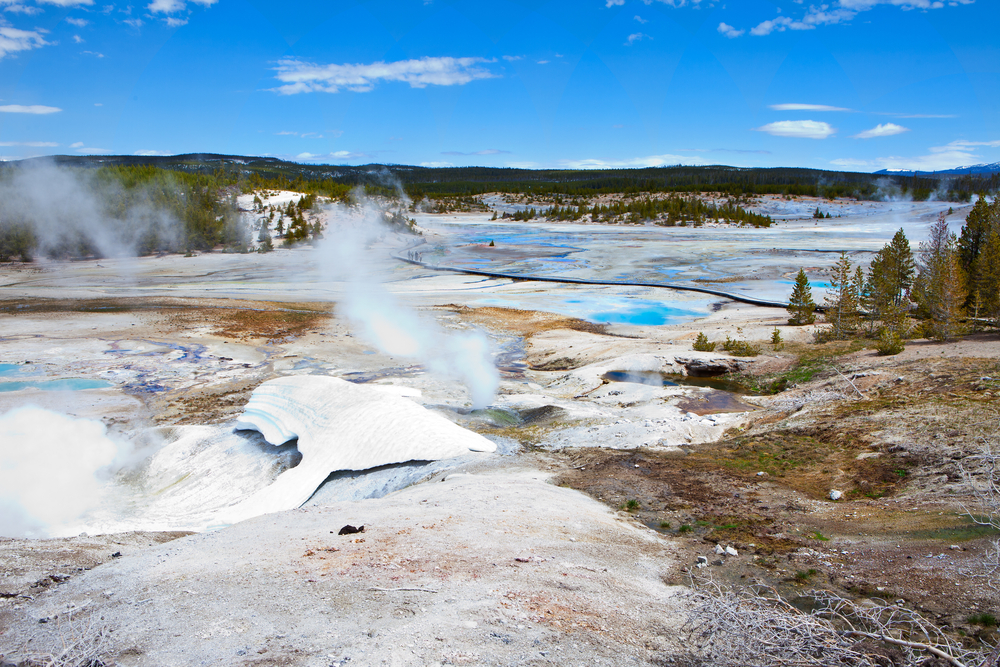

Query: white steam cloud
left=0, top=161, right=183, bottom=258
left=0, top=407, right=132, bottom=538
left=315, top=193, right=499, bottom=408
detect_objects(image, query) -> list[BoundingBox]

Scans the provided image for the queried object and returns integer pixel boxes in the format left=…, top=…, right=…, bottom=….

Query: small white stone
left=829, top=489, right=843, bottom=501
left=463, top=621, right=478, bottom=629
left=715, top=544, right=725, bottom=555
left=725, top=546, right=738, bottom=557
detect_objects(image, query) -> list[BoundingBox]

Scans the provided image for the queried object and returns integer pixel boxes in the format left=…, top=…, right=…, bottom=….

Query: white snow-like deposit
left=222, top=376, right=496, bottom=524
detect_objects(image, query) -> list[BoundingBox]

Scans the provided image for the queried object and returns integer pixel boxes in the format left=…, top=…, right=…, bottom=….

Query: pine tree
left=787, top=269, right=817, bottom=325
left=914, top=217, right=966, bottom=341
left=854, top=265, right=874, bottom=336
left=867, top=229, right=915, bottom=333
left=823, top=252, right=859, bottom=339
left=958, top=197, right=1000, bottom=297
left=975, top=229, right=1000, bottom=324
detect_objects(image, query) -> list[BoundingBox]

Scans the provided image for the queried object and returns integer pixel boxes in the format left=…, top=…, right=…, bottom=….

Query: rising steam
left=0, top=160, right=186, bottom=259
left=315, top=192, right=499, bottom=408
left=0, top=406, right=133, bottom=538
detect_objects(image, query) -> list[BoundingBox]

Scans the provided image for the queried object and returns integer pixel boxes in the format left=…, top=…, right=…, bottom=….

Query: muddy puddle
left=675, top=390, right=756, bottom=415
left=601, top=370, right=748, bottom=393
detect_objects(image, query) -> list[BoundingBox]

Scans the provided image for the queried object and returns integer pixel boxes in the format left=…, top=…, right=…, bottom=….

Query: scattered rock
left=829, top=490, right=843, bottom=501
left=696, top=556, right=708, bottom=569
left=714, top=544, right=725, bottom=555
left=725, top=546, right=738, bottom=557
left=756, top=471, right=768, bottom=478
left=676, top=357, right=743, bottom=377
left=338, top=525, right=365, bottom=535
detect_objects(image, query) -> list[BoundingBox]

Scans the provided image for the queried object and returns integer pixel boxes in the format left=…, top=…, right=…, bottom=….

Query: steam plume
left=315, top=193, right=499, bottom=408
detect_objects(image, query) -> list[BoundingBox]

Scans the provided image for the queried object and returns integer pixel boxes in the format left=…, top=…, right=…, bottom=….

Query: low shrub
left=722, top=336, right=761, bottom=357
left=693, top=332, right=717, bottom=352
left=876, top=329, right=905, bottom=356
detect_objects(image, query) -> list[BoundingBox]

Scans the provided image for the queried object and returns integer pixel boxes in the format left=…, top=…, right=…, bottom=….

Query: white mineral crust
left=221, top=376, right=495, bottom=524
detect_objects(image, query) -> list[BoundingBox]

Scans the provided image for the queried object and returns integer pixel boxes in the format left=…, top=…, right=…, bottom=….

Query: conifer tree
left=914, top=217, right=965, bottom=341
left=867, top=229, right=915, bottom=333
left=974, top=229, right=1000, bottom=324
left=959, top=197, right=1000, bottom=297
left=787, top=269, right=817, bottom=325
left=823, top=252, right=859, bottom=339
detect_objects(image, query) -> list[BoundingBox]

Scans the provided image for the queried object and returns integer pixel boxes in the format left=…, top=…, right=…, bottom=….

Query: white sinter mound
left=221, top=376, right=495, bottom=524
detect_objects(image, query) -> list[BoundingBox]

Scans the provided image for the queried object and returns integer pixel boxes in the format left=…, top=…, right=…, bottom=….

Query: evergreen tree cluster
left=799, top=202, right=1000, bottom=348
left=27, top=154, right=997, bottom=204
left=0, top=164, right=246, bottom=261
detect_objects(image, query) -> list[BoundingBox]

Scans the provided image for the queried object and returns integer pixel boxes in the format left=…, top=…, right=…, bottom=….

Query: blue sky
left=0, top=0, right=997, bottom=172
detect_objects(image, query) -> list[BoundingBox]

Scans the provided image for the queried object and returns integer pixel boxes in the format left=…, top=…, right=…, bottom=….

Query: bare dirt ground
left=2, top=292, right=999, bottom=665
left=551, top=334, right=1000, bottom=649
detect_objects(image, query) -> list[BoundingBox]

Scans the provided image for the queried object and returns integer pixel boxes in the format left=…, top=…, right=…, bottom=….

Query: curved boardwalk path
left=392, top=240, right=823, bottom=311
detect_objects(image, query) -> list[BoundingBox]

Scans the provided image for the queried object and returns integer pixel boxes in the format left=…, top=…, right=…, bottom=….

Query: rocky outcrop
left=674, top=356, right=747, bottom=377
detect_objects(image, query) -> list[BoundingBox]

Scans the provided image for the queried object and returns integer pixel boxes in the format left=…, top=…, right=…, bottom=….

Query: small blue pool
left=0, top=379, right=113, bottom=392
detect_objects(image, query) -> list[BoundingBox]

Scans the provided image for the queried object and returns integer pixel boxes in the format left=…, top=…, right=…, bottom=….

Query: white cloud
left=273, top=56, right=498, bottom=95
left=0, top=140, right=57, bottom=147
left=35, top=0, right=94, bottom=5
left=769, top=103, right=853, bottom=112
left=941, top=139, right=1000, bottom=150
left=879, top=113, right=957, bottom=119
left=831, top=135, right=995, bottom=172
left=82, top=50, right=103, bottom=57
left=72, top=34, right=82, bottom=42
left=536, top=59, right=549, bottom=65
left=0, top=103, right=60, bottom=114
left=164, top=16, right=186, bottom=26
left=147, top=0, right=182, bottom=11
left=755, top=120, right=836, bottom=139
left=634, top=14, right=648, bottom=23
left=65, top=17, right=87, bottom=26
left=2, top=5, right=42, bottom=14
left=294, top=150, right=369, bottom=162
left=441, top=149, right=510, bottom=156
left=134, top=149, right=171, bottom=156
left=605, top=0, right=624, bottom=6
left=420, top=161, right=454, bottom=168
left=625, top=32, right=650, bottom=45
left=74, top=145, right=111, bottom=154
left=717, top=22, right=744, bottom=37
left=70, top=141, right=83, bottom=147
left=124, top=18, right=142, bottom=27
left=751, top=0, right=973, bottom=36
left=559, top=153, right=707, bottom=169
left=502, top=55, right=522, bottom=62
left=0, top=26, right=49, bottom=58
left=854, top=122, right=909, bottom=139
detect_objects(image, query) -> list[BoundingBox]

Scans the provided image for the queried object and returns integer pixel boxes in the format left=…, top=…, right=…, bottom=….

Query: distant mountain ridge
left=875, top=162, right=1000, bottom=177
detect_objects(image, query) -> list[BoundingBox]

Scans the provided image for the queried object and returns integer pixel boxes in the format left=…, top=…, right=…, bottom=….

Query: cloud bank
left=718, top=0, right=976, bottom=38
left=854, top=123, right=909, bottom=139
left=273, top=56, right=498, bottom=95
left=755, top=120, right=836, bottom=139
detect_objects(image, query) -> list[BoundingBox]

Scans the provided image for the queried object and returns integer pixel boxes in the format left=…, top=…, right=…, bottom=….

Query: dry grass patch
left=442, top=305, right=608, bottom=337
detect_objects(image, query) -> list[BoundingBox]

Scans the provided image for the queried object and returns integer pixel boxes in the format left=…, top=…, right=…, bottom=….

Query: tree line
left=786, top=197, right=1000, bottom=351
left=29, top=154, right=998, bottom=204
left=528, top=195, right=773, bottom=227
left=0, top=164, right=247, bottom=261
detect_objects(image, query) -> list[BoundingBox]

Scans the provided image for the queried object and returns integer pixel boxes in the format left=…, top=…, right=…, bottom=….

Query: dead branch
left=678, top=577, right=992, bottom=667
